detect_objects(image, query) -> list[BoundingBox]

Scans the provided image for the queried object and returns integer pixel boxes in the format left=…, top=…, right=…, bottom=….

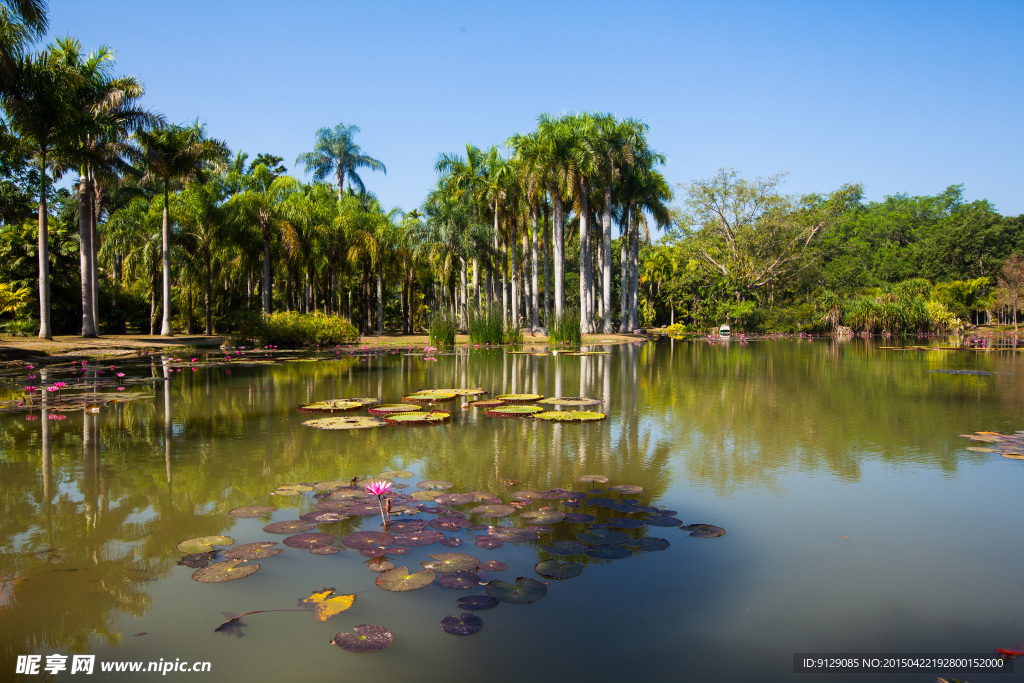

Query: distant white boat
left=719, top=324, right=731, bottom=338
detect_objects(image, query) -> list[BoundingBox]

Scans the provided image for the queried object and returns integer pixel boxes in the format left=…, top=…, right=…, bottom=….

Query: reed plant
left=467, top=305, right=504, bottom=345
left=428, top=312, right=457, bottom=347
left=549, top=307, right=582, bottom=345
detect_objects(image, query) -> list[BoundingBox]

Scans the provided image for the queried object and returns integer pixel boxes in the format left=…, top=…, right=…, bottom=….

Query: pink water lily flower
left=364, top=480, right=394, bottom=527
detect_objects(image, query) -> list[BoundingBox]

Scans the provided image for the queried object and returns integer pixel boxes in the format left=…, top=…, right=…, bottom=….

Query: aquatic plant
left=484, top=405, right=543, bottom=417
left=549, top=307, right=582, bottom=345
left=428, top=312, right=457, bottom=347
left=533, top=410, right=606, bottom=422
left=364, top=480, right=394, bottom=527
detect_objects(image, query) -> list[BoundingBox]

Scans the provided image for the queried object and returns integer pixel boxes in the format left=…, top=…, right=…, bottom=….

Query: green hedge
left=232, top=312, right=359, bottom=346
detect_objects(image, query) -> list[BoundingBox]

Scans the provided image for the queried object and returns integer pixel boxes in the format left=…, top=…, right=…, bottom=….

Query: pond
left=1, top=339, right=1022, bottom=682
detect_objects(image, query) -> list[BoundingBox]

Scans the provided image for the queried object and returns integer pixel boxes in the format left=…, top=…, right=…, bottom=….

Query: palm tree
left=0, top=0, right=47, bottom=82
left=527, top=113, right=573, bottom=321
left=100, top=196, right=163, bottom=333
left=295, top=123, right=385, bottom=201
left=171, top=178, right=229, bottom=333
left=135, top=122, right=227, bottom=335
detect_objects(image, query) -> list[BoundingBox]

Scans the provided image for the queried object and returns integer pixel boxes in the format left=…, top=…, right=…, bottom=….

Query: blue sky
left=44, top=0, right=1024, bottom=220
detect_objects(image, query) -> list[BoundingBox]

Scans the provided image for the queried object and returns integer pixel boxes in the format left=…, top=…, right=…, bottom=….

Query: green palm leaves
left=295, top=123, right=386, bottom=200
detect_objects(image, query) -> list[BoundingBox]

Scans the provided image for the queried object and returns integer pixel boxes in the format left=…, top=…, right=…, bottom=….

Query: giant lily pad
left=298, top=399, right=363, bottom=412
left=342, top=397, right=381, bottom=406
left=368, top=404, right=421, bottom=415
left=468, top=399, right=505, bottom=409
left=228, top=506, right=277, bottom=518
left=494, top=393, right=542, bottom=402
left=534, top=559, right=583, bottom=580
left=536, top=396, right=602, bottom=407
left=440, top=613, right=485, bottom=636
left=392, top=530, right=445, bottom=546
left=330, top=624, right=394, bottom=653
left=534, top=410, right=606, bottom=422
left=403, top=391, right=457, bottom=402
left=376, top=566, right=436, bottom=592
left=283, top=533, right=336, bottom=549
left=420, top=552, right=481, bottom=572
left=585, top=544, right=633, bottom=560
left=485, top=577, right=548, bottom=604
left=417, top=480, right=455, bottom=490
left=437, top=571, right=482, bottom=590
left=433, top=387, right=487, bottom=397
left=176, top=535, right=233, bottom=554
left=384, top=411, right=450, bottom=425
left=302, top=415, right=386, bottom=430
left=264, top=520, right=316, bottom=534
left=342, top=531, right=394, bottom=550
left=457, top=595, right=499, bottom=611
left=224, top=542, right=283, bottom=561
left=681, top=524, right=727, bottom=538
left=519, top=510, right=565, bottom=524
left=191, top=560, right=260, bottom=583
left=485, top=405, right=543, bottom=417
left=468, top=504, right=515, bottom=518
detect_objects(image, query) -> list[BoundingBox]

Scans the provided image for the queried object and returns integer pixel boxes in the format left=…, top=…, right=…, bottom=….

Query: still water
left=1, top=339, right=1021, bottom=682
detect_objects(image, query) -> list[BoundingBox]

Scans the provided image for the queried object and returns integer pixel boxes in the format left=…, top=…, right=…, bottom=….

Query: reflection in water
left=0, top=340, right=1020, bottom=681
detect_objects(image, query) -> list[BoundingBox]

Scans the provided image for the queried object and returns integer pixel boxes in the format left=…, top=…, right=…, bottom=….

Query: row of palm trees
left=427, top=112, right=672, bottom=334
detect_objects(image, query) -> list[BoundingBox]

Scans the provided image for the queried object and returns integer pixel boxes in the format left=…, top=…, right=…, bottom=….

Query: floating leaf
left=474, top=536, right=503, bottom=549
left=313, top=480, right=355, bottom=491
left=433, top=387, right=487, bottom=396
left=457, top=595, right=499, bottom=611
left=488, top=526, right=539, bottom=543
left=440, top=613, right=485, bottom=636
left=608, top=484, right=644, bottom=494
left=411, top=490, right=444, bottom=501
left=376, top=566, right=436, bottom=592
left=299, top=587, right=336, bottom=607
left=485, top=405, right=543, bottom=417
left=563, top=513, right=596, bottom=523
left=417, top=480, right=455, bottom=490
left=534, top=410, right=606, bottom=422
left=177, top=551, right=216, bottom=568
left=534, top=559, right=583, bottom=580
left=302, top=415, right=386, bottom=430
left=606, top=517, right=644, bottom=529
left=316, top=594, right=356, bottom=622
left=624, top=537, right=671, bottom=552
left=376, top=470, right=415, bottom=480
left=585, top=497, right=616, bottom=508
left=585, top=544, right=632, bottom=560
left=384, top=411, right=450, bottom=425
left=264, top=520, right=316, bottom=534
left=392, top=530, right=445, bottom=547
left=519, top=510, right=565, bottom=524
left=540, top=540, right=589, bottom=556
left=468, top=399, right=505, bottom=409
left=420, top=552, right=481, bottom=572
left=478, top=560, right=507, bottom=572
left=510, top=490, right=545, bottom=501
left=436, top=493, right=476, bottom=505
left=368, top=404, right=421, bottom=415
left=437, top=571, right=482, bottom=590
left=330, top=624, right=394, bottom=653
left=577, top=474, right=609, bottom=483
left=228, top=505, right=277, bottom=518
left=224, top=542, right=282, bottom=561
left=403, top=391, right=457, bottom=402
left=311, top=546, right=340, bottom=555
left=429, top=516, right=473, bottom=530
left=645, top=515, right=683, bottom=527
left=577, top=528, right=630, bottom=545
left=494, top=393, right=542, bottom=402
left=485, top=577, right=548, bottom=604
left=298, top=399, right=362, bottom=412
left=342, top=531, right=394, bottom=550
left=192, top=560, right=260, bottom=583
left=536, top=396, right=602, bottom=407
left=468, top=504, right=515, bottom=518
left=283, top=533, right=336, bottom=549
left=681, top=524, right=726, bottom=538
left=176, top=535, right=233, bottom=554
left=300, top=511, right=349, bottom=523
left=366, top=559, right=394, bottom=573
left=440, top=537, right=463, bottom=547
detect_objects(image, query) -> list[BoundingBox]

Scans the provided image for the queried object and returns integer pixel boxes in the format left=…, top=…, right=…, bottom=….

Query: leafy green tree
left=295, top=123, right=385, bottom=200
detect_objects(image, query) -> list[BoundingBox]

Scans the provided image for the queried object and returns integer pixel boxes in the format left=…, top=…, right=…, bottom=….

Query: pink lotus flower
left=25, top=414, right=37, bottom=421
left=116, top=386, right=126, bottom=392
left=191, top=358, right=197, bottom=363
left=364, top=480, right=393, bottom=497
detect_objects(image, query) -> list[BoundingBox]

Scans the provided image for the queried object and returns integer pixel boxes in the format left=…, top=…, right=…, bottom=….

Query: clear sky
left=43, top=0, right=1024, bottom=219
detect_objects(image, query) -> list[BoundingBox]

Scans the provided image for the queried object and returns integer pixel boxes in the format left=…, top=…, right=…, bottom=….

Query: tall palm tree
left=135, top=122, right=227, bottom=335
left=0, top=0, right=47, bottom=82
left=295, top=123, right=385, bottom=201
left=172, top=178, right=229, bottom=334
left=434, top=143, right=488, bottom=312
left=529, top=113, right=573, bottom=320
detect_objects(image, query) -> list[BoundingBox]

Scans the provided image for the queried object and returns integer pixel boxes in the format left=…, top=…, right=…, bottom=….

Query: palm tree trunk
left=530, top=205, right=539, bottom=329
left=551, top=187, right=564, bottom=320
left=544, top=201, right=551, bottom=326
left=160, top=185, right=173, bottom=336
left=472, top=257, right=480, bottom=310
left=595, top=212, right=604, bottom=323
left=602, top=184, right=613, bottom=332
left=262, top=229, right=272, bottom=314
left=89, top=170, right=99, bottom=333
left=628, top=206, right=640, bottom=330
left=578, top=178, right=590, bottom=333
left=460, top=259, right=468, bottom=329
left=493, top=205, right=501, bottom=306
left=79, top=174, right=97, bottom=337
left=619, top=204, right=630, bottom=332
left=376, top=265, right=383, bottom=335
left=204, top=246, right=212, bottom=335
left=502, top=238, right=509, bottom=325
left=510, top=230, right=519, bottom=328
left=37, top=158, right=52, bottom=339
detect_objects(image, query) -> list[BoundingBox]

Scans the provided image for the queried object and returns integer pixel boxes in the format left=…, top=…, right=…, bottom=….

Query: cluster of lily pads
left=0, top=360, right=161, bottom=415
left=177, top=471, right=725, bottom=653
left=961, top=430, right=1024, bottom=460
left=299, top=391, right=607, bottom=429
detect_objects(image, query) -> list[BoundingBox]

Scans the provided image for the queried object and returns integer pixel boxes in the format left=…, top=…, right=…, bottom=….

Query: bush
left=232, top=312, right=358, bottom=347
left=549, top=307, right=582, bottom=345
left=665, top=323, right=686, bottom=336
left=428, top=312, right=457, bottom=347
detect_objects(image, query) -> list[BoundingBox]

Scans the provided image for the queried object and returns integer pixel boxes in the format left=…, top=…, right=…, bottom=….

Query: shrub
left=234, top=312, right=358, bottom=347
left=665, top=323, right=686, bottom=336
left=428, top=312, right=457, bottom=347
left=549, top=307, right=582, bottom=345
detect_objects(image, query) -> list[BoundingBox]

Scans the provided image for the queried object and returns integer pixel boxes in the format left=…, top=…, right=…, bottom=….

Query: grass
left=428, top=312, right=457, bottom=347
left=549, top=308, right=582, bottom=345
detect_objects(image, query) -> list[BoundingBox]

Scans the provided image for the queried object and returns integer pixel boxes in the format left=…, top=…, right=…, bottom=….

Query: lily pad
left=283, top=533, right=336, bottom=549
left=315, top=594, right=356, bottom=621
left=494, top=393, right=542, bottom=402
left=485, top=405, right=543, bottom=417
left=177, top=551, right=216, bottom=568
left=264, top=520, right=316, bottom=534
left=440, top=537, right=463, bottom=547
left=606, top=517, right=644, bottom=529
left=223, top=542, right=283, bottom=561
left=608, top=484, right=644, bottom=494
left=368, top=404, right=421, bottom=415
left=468, top=504, right=515, bottom=518
left=681, top=523, right=727, bottom=538
left=540, top=539, right=589, bottom=556
left=585, top=497, right=616, bottom=508
left=342, top=531, right=394, bottom=550
left=437, top=571, right=482, bottom=590
left=311, top=546, right=340, bottom=555
left=436, top=493, right=476, bottom=505
left=577, top=528, right=630, bottom=545
left=191, top=560, right=260, bottom=583
left=534, top=410, right=606, bottom=422
left=485, top=577, right=548, bottom=604
left=176, top=535, right=233, bottom=554
left=300, top=511, right=349, bottom=523
left=563, top=513, right=596, bottom=523
left=474, top=536, right=503, bottom=549
left=440, top=613, right=485, bottom=636
left=366, top=559, right=394, bottom=573
left=585, top=544, right=633, bottom=560
left=403, top=391, right=457, bottom=402
left=228, top=505, right=277, bottom=518
left=536, top=396, right=602, bottom=407
left=577, top=474, right=609, bottom=483
left=341, top=397, right=381, bottom=406
left=519, top=510, right=566, bottom=524
left=298, top=399, right=363, bottom=412
left=488, top=526, right=540, bottom=543
left=433, top=387, right=488, bottom=397
left=392, top=530, right=445, bottom=546
left=457, top=595, right=499, bottom=611
left=417, top=480, right=455, bottom=490
left=376, top=470, right=415, bottom=479
left=645, top=515, right=683, bottom=527
left=302, top=415, right=386, bottom=430
left=624, top=537, right=671, bottom=551
left=429, top=516, right=473, bottom=530
left=376, top=566, right=436, bottom=592
left=411, top=490, right=444, bottom=501
left=468, top=399, right=505, bottom=409
left=330, top=624, right=394, bottom=653
left=534, top=559, right=583, bottom=580
left=420, top=552, right=481, bottom=572
left=384, top=411, right=450, bottom=425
